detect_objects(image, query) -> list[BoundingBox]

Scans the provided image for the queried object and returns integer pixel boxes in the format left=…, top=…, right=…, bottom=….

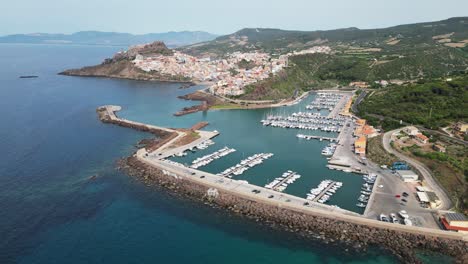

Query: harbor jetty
left=307, top=180, right=343, bottom=203
left=190, top=147, right=236, bottom=169
left=297, top=134, right=338, bottom=142
left=264, top=171, right=301, bottom=192
left=98, top=104, right=468, bottom=263
left=217, top=153, right=274, bottom=178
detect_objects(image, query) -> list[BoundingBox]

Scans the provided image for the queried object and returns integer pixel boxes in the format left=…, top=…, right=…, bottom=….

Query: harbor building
left=354, top=136, right=367, bottom=155
left=440, top=213, right=468, bottom=233
left=356, top=119, right=366, bottom=127
left=361, top=125, right=378, bottom=138
left=396, top=170, right=419, bottom=182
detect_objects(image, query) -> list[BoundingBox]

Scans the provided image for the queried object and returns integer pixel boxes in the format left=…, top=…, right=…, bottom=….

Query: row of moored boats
left=306, top=93, right=344, bottom=111
left=321, top=143, right=337, bottom=156
left=264, top=170, right=301, bottom=192
left=190, top=147, right=236, bottom=169
left=175, top=140, right=216, bottom=157
left=217, top=153, right=274, bottom=178
left=306, top=180, right=343, bottom=203
left=356, top=174, right=377, bottom=208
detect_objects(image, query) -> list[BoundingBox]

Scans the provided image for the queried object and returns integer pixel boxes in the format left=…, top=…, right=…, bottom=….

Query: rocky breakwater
left=119, top=156, right=468, bottom=264
left=97, top=105, right=178, bottom=151
left=59, top=41, right=190, bottom=83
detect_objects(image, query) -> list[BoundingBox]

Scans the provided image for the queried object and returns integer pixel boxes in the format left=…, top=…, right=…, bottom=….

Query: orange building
left=354, top=136, right=367, bottom=155
left=440, top=213, right=468, bottom=233
left=356, top=119, right=366, bottom=126
left=415, top=133, right=429, bottom=144
left=349, top=81, right=370, bottom=88
left=362, top=125, right=378, bottom=138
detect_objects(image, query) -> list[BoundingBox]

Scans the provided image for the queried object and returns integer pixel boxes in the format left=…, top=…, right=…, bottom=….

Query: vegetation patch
left=366, top=136, right=399, bottom=166
left=358, top=76, right=468, bottom=129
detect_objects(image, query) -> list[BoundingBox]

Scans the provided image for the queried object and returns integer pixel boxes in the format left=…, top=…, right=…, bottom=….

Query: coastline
left=59, top=70, right=196, bottom=85
left=119, top=155, right=467, bottom=264
left=176, top=89, right=310, bottom=116
left=99, top=105, right=467, bottom=263
left=60, top=64, right=310, bottom=116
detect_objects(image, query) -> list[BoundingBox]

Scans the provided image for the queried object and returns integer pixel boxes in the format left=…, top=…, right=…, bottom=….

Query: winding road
left=382, top=128, right=453, bottom=210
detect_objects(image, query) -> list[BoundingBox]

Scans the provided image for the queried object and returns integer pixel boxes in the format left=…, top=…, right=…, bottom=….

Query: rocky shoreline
left=118, top=155, right=467, bottom=264
left=175, top=90, right=223, bottom=116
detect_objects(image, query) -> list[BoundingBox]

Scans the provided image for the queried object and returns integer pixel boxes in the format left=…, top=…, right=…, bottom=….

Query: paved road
left=382, top=128, right=453, bottom=210
left=351, top=90, right=367, bottom=113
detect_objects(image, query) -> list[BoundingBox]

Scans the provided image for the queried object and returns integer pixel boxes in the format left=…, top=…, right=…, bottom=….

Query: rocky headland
left=59, top=41, right=191, bottom=83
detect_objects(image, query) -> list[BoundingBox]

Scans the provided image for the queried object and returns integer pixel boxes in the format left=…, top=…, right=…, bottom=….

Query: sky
left=1, top=0, right=467, bottom=36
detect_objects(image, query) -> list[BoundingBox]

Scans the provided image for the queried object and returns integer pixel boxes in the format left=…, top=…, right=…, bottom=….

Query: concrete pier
left=312, top=182, right=339, bottom=202
left=269, top=171, right=299, bottom=192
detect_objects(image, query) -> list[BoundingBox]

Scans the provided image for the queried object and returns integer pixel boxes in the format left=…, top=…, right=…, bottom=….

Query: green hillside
left=182, top=17, right=468, bottom=56
left=181, top=17, right=468, bottom=100
left=358, top=75, right=468, bottom=129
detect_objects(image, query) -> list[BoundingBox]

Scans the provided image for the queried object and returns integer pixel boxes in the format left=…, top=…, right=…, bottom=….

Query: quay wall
left=120, top=156, right=468, bottom=264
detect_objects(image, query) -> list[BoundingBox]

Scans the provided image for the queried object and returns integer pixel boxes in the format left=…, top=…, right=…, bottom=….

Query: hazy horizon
left=2, top=0, right=468, bottom=36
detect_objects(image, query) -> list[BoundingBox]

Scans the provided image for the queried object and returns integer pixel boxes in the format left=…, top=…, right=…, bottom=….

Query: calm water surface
left=0, top=43, right=404, bottom=263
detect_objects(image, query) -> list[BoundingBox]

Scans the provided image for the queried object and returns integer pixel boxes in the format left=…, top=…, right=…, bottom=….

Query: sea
left=0, top=43, right=442, bottom=263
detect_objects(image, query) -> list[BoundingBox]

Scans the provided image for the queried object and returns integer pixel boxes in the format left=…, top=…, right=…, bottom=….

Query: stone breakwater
left=119, top=156, right=467, bottom=264
left=97, top=106, right=174, bottom=136
left=97, top=106, right=179, bottom=151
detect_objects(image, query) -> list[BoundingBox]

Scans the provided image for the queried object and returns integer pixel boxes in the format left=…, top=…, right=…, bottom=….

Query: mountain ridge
left=0, top=30, right=218, bottom=48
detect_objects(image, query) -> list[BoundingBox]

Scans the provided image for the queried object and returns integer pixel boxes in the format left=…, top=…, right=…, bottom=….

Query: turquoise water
left=167, top=96, right=366, bottom=213
left=0, top=43, right=401, bottom=263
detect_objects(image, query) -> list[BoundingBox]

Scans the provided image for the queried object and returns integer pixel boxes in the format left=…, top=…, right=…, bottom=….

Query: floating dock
left=218, top=153, right=274, bottom=178
left=265, top=171, right=301, bottom=192
left=297, top=134, right=338, bottom=142
left=312, top=182, right=341, bottom=202
left=190, top=147, right=236, bottom=169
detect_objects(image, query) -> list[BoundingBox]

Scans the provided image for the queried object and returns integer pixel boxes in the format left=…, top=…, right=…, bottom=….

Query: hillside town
left=132, top=46, right=331, bottom=96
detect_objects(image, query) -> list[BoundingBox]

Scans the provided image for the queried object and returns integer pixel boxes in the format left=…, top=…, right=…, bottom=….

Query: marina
left=217, top=153, right=274, bottom=178
left=190, top=146, right=236, bottom=169
left=306, top=180, right=343, bottom=203
left=296, top=134, right=338, bottom=142
left=264, top=170, right=301, bottom=192
left=260, top=109, right=346, bottom=133
left=306, top=92, right=345, bottom=111
left=4, top=42, right=467, bottom=264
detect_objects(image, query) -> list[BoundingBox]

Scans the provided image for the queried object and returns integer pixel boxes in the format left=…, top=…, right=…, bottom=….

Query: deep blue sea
left=0, top=43, right=407, bottom=263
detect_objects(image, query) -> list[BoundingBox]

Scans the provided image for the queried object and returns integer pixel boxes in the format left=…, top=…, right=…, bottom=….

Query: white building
left=403, top=126, right=419, bottom=136
left=397, top=170, right=419, bottom=182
